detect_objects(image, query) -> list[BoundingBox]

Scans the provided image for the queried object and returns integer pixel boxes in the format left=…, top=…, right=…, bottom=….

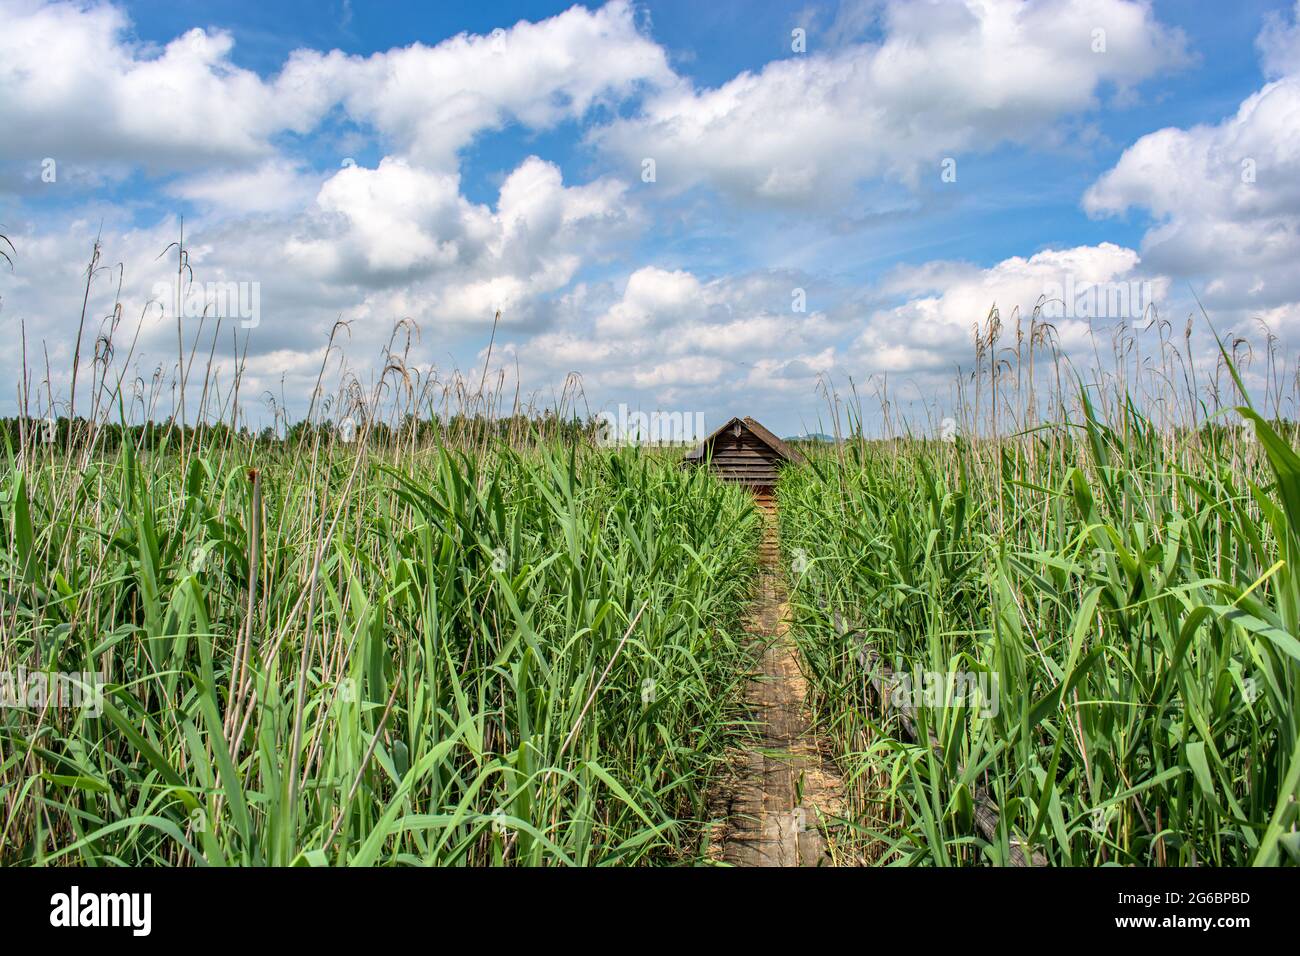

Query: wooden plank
left=711, top=448, right=776, bottom=460
left=719, top=505, right=841, bottom=867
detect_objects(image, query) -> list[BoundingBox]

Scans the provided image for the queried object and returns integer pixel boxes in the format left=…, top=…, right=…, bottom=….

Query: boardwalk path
left=713, top=498, right=845, bottom=866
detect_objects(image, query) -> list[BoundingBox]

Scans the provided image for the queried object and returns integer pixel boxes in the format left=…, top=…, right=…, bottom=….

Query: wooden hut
left=682, top=416, right=804, bottom=491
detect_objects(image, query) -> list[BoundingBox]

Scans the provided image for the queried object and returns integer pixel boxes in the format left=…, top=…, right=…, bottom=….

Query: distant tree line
left=0, top=411, right=601, bottom=452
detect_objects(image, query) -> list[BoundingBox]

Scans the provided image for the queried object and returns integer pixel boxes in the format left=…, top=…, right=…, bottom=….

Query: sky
left=3, top=0, right=1300, bottom=437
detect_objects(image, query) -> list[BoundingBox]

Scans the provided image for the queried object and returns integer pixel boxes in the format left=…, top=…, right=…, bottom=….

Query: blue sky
left=4, top=0, right=1300, bottom=436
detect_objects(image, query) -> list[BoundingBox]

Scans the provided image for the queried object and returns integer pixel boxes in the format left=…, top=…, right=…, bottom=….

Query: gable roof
left=683, top=416, right=806, bottom=465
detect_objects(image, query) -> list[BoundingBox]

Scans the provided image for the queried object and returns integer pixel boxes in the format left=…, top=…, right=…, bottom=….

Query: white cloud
left=631, top=355, right=725, bottom=388
left=168, top=161, right=323, bottom=215
left=0, top=0, right=667, bottom=419
left=1259, top=1, right=1300, bottom=78
left=0, top=0, right=671, bottom=178
left=498, top=265, right=843, bottom=411
left=498, top=245, right=1174, bottom=420
left=594, top=267, right=704, bottom=335
left=285, top=0, right=674, bottom=171
left=1085, top=2, right=1300, bottom=313
left=9, top=0, right=1268, bottom=434
left=0, top=155, right=637, bottom=421
left=854, top=243, right=1163, bottom=372
left=282, top=155, right=635, bottom=324
left=593, top=0, right=1188, bottom=204
left=0, top=0, right=331, bottom=170
left=288, top=159, right=487, bottom=280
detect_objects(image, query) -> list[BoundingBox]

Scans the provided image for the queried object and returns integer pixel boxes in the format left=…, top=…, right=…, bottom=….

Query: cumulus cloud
left=1258, top=1, right=1300, bottom=78
left=0, top=0, right=672, bottom=179
left=499, top=264, right=843, bottom=410
left=0, top=0, right=671, bottom=422
left=0, top=153, right=639, bottom=416
left=5, top=0, right=1265, bottom=433
left=593, top=0, right=1189, bottom=204
left=853, top=242, right=1164, bottom=373
left=494, top=241, right=1177, bottom=427
left=168, top=161, right=323, bottom=215
left=282, top=155, right=636, bottom=322
left=594, top=267, right=704, bottom=335
left=1085, top=2, right=1300, bottom=314
left=3, top=0, right=1190, bottom=203
left=284, top=0, right=674, bottom=171
left=0, top=0, right=332, bottom=171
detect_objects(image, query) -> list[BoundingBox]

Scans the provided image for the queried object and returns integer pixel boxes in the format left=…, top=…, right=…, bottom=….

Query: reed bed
left=780, top=319, right=1300, bottom=866
left=0, top=428, right=759, bottom=865
left=1, top=236, right=764, bottom=866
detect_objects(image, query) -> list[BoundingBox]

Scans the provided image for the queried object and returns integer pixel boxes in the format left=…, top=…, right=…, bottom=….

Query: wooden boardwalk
left=713, top=501, right=844, bottom=866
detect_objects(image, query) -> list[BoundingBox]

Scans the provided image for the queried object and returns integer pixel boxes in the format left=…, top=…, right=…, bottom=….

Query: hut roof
left=683, top=416, right=806, bottom=465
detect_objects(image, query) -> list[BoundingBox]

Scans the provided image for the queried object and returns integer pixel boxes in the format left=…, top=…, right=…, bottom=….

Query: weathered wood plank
left=717, top=500, right=843, bottom=867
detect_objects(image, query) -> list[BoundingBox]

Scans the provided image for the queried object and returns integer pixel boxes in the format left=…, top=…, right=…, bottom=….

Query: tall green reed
left=781, top=385, right=1300, bottom=865
left=1, top=434, right=758, bottom=866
